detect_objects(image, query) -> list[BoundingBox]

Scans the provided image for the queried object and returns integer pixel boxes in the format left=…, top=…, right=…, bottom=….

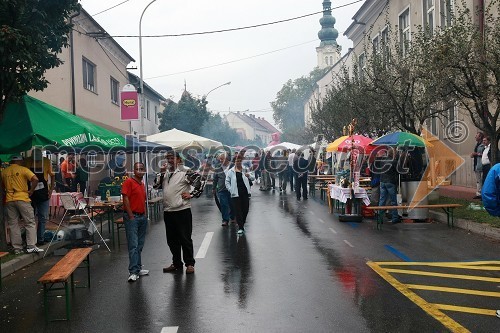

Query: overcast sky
left=79, top=0, right=363, bottom=128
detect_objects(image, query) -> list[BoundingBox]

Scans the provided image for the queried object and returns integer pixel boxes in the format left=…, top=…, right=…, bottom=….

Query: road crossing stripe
left=161, top=327, right=179, bottom=333
left=343, top=240, right=354, bottom=247
left=367, top=261, right=470, bottom=333
left=384, top=268, right=500, bottom=283
left=433, top=304, right=497, bottom=316
left=318, top=218, right=325, bottom=223
left=384, top=245, right=412, bottom=262
left=407, top=284, right=500, bottom=297
left=195, top=232, right=214, bottom=259
left=310, top=211, right=315, bottom=215
left=329, top=228, right=337, bottom=234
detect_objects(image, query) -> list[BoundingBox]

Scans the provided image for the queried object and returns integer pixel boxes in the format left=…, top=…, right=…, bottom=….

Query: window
left=358, top=53, right=366, bottom=81
left=446, top=102, right=458, bottom=138
left=325, top=56, right=329, bottom=66
left=146, top=100, right=150, bottom=120
left=154, top=105, right=158, bottom=124
left=440, top=0, right=455, bottom=27
left=399, top=8, right=411, bottom=56
left=381, top=27, right=389, bottom=64
left=329, top=56, right=333, bottom=65
left=423, top=0, right=435, bottom=35
left=372, top=35, right=380, bottom=55
left=110, top=77, right=119, bottom=105
left=82, top=58, right=96, bottom=92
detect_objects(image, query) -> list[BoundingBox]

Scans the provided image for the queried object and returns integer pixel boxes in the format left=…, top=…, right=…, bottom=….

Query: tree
left=429, top=0, right=500, bottom=163
left=0, top=0, right=79, bottom=117
left=158, top=91, right=210, bottom=135
left=199, top=113, right=240, bottom=146
left=307, top=66, right=379, bottom=141
left=360, top=23, right=446, bottom=135
left=0, top=0, right=78, bottom=251
left=271, top=67, right=328, bottom=143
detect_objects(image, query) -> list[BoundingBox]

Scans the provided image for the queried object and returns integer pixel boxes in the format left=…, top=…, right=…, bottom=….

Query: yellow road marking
left=433, top=304, right=497, bottom=316
left=367, top=261, right=470, bottom=333
left=385, top=268, right=500, bottom=283
left=407, top=284, right=500, bottom=297
left=376, top=261, right=500, bottom=268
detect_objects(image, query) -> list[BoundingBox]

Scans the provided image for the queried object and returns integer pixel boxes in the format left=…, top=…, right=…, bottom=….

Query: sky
left=79, top=0, right=364, bottom=128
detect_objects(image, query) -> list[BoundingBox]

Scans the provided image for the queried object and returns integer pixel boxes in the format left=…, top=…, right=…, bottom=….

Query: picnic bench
left=0, top=252, right=8, bottom=291
left=38, top=247, right=93, bottom=322
left=366, top=204, right=462, bottom=230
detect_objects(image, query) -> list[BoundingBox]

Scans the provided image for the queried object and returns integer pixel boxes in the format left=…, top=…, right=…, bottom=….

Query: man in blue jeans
left=122, top=162, right=149, bottom=282
left=376, top=148, right=401, bottom=224
left=212, top=153, right=234, bottom=226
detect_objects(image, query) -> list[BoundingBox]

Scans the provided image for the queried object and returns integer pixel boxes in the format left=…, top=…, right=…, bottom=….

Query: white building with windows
left=304, top=0, right=483, bottom=187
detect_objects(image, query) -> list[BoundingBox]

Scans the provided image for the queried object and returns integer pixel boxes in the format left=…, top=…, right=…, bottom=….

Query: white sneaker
left=139, top=269, right=149, bottom=276
left=26, top=246, right=44, bottom=253
left=128, top=274, right=139, bottom=282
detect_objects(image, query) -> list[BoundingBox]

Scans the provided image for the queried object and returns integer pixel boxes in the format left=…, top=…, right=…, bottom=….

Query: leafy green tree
left=0, top=0, right=78, bottom=251
left=271, top=67, right=328, bottom=143
left=0, top=0, right=79, bottom=117
left=158, top=91, right=209, bottom=135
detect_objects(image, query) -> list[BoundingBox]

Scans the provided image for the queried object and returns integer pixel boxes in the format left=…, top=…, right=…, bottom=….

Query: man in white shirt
left=481, top=136, right=491, bottom=185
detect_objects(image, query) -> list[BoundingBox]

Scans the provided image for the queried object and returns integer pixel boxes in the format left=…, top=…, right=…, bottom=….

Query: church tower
left=316, top=0, right=341, bottom=68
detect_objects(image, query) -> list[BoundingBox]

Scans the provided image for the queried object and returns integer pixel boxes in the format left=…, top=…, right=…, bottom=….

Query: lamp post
left=139, top=0, right=158, bottom=134
left=203, top=81, right=231, bottom=101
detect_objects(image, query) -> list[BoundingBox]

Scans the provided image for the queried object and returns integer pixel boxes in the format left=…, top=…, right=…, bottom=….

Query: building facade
left=224, top=112, right=280, bottom=145
left=305, top=0, right=490, bottom=187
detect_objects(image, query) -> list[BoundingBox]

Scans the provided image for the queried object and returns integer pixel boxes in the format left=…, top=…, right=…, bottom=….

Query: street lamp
left=139, top=0, right=158, bottom=134
left=203, top=81, right=231, bottom=101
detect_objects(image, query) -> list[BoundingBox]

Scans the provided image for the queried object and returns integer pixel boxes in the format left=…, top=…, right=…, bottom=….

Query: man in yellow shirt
left=2, top=156, right=42, bottom=254
left=25, top=148, right=55, bottom=245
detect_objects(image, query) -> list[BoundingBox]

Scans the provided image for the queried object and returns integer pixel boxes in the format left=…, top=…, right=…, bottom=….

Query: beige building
left=305, top=0, right=489, bottom=188
left=225, top=112, right=280, bottom=145
left=29, top=8, right=164, bottom=137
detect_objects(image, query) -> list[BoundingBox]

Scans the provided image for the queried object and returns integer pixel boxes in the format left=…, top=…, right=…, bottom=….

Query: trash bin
left=401, top=181, right=428, bottom=219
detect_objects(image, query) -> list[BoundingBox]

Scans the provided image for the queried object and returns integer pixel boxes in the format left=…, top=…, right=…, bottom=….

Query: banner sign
left=120, top=85, right=139, bottom=121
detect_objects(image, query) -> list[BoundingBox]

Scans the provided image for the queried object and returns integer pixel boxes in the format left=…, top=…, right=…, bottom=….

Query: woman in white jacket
left=225, top=155, right=253, bottom=234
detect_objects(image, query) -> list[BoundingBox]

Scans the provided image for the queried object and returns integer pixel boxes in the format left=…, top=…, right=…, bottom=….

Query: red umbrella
left=335, top=135, right=374, bottom=154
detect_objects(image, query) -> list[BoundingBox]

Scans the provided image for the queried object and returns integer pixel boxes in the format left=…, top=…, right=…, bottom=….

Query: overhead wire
left=91, top=0, right=364, bottom=39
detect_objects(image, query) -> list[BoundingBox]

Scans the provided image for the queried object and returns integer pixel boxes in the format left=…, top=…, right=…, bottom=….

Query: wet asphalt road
left=1, top=188, right=499, bottom=332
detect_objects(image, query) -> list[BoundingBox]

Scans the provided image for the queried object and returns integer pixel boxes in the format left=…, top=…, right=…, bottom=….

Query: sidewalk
left=432, top=184, right=500, bottom=241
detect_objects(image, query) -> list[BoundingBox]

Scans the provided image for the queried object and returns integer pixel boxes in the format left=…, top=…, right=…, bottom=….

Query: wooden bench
left=366, top=204, right=462, bottom=230
left=38, top=247, right=93, bottom=322
left=0, top=252, right=8, bottom=291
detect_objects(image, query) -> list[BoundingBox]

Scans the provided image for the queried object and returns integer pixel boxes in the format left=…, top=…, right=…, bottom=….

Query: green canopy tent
left=0, top=95, right=125, bottom=153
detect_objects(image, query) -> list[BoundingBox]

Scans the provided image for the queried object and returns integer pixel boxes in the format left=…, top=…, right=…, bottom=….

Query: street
left=1, top=189, right=499, bottom=333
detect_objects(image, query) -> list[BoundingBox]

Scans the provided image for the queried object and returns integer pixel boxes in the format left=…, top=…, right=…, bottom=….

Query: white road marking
left=161, top=327, right=179, bottom=333
left=329, top=227, right=337, bottom=234
left=310, top=211, right=315, bottom=215
left=195, top=232, right=214, bottom=259
left=318, top=218, right=325, bottom=224
left=343, top=240, right=354, bottom=248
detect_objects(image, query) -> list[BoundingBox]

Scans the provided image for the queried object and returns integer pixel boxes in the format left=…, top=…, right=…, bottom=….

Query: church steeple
left=316, top=1, right=341, bottom=69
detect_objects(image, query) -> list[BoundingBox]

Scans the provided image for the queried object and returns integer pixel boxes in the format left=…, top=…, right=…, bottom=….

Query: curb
left=1, top=240, right=70, bottom=278
left=428, top=210, right=500, bottom=241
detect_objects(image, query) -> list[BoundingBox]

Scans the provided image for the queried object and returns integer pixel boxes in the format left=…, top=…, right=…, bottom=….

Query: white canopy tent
left=265, top=141, right=302, bottom=151
left=146, top=128, right=222, bottom=150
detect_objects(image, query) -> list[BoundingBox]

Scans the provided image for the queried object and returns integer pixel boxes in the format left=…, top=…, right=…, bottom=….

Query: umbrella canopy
left=371, top=132, right=430, bottom=147
left=122, top=136, right=171, bottom=153
left=146, top=128, right=222, bottom=150
left=0, top=95, right=125, bottom=153
left=326, top=135, right=373, bottom=153
left=265, top=141, right=302, bottom=151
